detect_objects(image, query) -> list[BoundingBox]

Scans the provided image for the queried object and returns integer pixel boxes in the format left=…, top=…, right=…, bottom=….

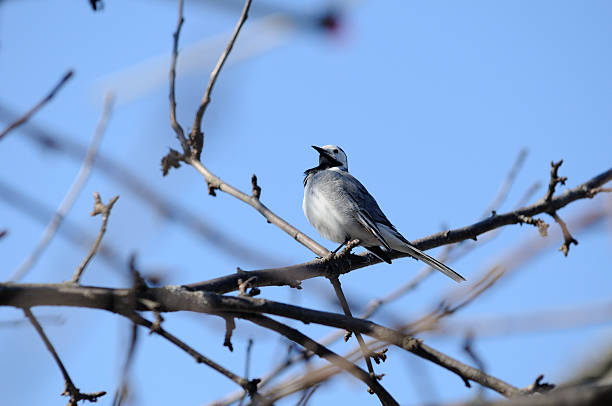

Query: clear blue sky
left=1, top=1, right=611, bottom=405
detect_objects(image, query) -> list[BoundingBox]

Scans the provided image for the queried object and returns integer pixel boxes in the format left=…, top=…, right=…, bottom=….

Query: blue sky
left=1, top=1, right=611, bottom=405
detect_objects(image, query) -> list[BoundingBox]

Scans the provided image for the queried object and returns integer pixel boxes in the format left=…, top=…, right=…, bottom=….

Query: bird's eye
left=333, top=149, right=338, bottom=154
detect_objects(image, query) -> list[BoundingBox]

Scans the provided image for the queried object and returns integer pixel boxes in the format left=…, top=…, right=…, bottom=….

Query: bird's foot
left=316, top=239, right=360, bottom=276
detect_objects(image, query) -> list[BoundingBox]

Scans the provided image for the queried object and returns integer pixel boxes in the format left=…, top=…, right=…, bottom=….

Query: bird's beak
left=311, top=145, right=328, bottom=156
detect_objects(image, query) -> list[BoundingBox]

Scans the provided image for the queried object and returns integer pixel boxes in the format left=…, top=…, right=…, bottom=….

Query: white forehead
left=321, top=145, right=346, bottom=156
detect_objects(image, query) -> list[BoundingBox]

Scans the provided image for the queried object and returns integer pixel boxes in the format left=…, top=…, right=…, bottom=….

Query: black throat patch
left=303, top=154, right=343, bottom=186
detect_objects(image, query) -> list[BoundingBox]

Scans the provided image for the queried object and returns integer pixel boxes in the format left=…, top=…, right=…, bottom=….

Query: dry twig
left=127, top=312, right=261, bottom=399
left=0, top=71, right=73, bottom=141
left=189, top=0, right=253, bottom=160
left=70, top=193, right=119, bottom=284
left=10, top=94, right=115, bottom=282
left=24, top=308, right=106, bottom=405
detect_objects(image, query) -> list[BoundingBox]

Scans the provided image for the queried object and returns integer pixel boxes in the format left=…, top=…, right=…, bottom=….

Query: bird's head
left=312, top=145, right=348, bottom=171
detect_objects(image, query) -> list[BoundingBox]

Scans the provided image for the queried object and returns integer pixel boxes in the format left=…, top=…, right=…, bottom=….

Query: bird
left=303, top=145, right=465, bottom=283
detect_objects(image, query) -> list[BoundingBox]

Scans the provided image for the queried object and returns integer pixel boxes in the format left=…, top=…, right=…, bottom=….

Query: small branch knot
left=517, top=214, right=549, bottom=237
left=251, top=174, right=261, bottom=199
left=523, top=374, right=555, bottom=395
left=90, top=192, right=119, bottom=217
left=207, top=181, right=220, bottom=196
left=223, top=317, right=236, bottom=352
left=544, top=160, right=567, bottom=202
left=161, top=148, right=183, bottom=176
left=238, top=276, right=258, bottom=297
left=371, top=348, right=388, bottom=364
left=244, top=378, right=261, bottom=397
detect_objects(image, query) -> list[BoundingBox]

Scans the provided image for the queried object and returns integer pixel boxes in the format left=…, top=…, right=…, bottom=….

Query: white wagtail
left=303, top=145, right=465, bottom=282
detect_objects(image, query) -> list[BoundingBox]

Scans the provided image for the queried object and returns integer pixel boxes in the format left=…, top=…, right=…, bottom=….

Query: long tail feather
left=401, top=244, right=465, bottom=283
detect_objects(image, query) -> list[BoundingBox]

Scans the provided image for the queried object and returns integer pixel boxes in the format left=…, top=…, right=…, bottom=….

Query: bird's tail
left=399, top=244, right=465, bottom=283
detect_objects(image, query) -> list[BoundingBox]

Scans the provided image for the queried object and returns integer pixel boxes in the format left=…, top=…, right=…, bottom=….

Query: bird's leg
left=316, top=238, right=350, bottom=262
left=332, top=238, right=350, bottom=255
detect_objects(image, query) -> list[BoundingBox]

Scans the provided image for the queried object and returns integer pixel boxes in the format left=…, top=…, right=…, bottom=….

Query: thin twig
left=24, top=308, right=106, bottom=405
left=542, top=160, right=579, bottom=256
left=0, top=70, right=73, bottom=141
left=70, top=193, right=119, bottom=284
left=0, top=107, right=285, bottom=266
left=9, top=93, right=115, bottom=282
left=238, top=338, right=254, bottom=406
left=162, top=0, right=327, bottom=257
left=549, top=211, right=578, bottom=256
left=112, top=322, right=138, bottom=406
left=189, top=0, right=253, bottom=160
left=329, top=276, right=380, bottom=391
left=168, top=0, right=189, bottom=153
left=323, top=239, right=380, bottom=387
left=232, top=312, right=399, bottom=406
left=463, top=333, right=487, bottom=397
left=0, top=178, right=127, bottom=272
left=127, top=312, right=261, bottom=398
left=481, top=148, right=528, bottom=218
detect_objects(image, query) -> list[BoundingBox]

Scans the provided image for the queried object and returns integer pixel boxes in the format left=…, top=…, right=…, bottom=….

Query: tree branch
left=70, top=193, right=119, bottom=284
left=1, top=284, right=520, bottom=398
left=185, top=165, right=612, bottom=294
left=0, top=70, right=73, bottom=141
left=232, top=312, right=398, bottom=405
left=9, top=94, right=115, bottom=282
left=189, top=0, right=253, bottom=160
left=127, top=312, right=261, bottom=399
left=24, top=308, right=106, bottom=405
left=168, top=0, right=189, bottom=154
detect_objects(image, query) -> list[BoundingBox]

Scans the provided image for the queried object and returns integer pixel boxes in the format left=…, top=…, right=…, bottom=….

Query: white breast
left=303, top=174, right=350, bottom=244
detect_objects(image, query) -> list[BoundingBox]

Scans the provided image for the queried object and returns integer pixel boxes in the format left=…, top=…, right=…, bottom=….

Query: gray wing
left=338, top=171, right=398, bottom=232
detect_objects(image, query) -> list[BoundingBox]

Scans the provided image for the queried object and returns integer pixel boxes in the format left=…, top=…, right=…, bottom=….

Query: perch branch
left=185, top=165, right=612, bottom=294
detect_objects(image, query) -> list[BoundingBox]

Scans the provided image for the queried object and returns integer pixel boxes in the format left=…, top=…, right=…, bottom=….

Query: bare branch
left=168, top=0, right=189, bottom=154
left=1, top=284, right=520, bottom=398
left=70, top=193, right=119, bottom=284
left=237, top=338, right=254, bottom=406
left=223, top=316, right=236, bottom=352
left=162, top=0, right=327, bottom=257
left=234, top=312, right=398, bottom=405
left=112, top=322, right=138, bottom=406
left=0, top=107, right=282, bottom=265
left=9, top=94, right=115, bottom=282
left=0, top=70, right=73, bottom=141
left=127, top=312, right=261, bottom=398
left=481, top=148, right=528, bottom=218
left=24, top=308, right=106, bottom=405
left=544, top=160, right=567, bottom=202
left=188, top=158, right=330, bottom=257
left=0, top=178, right=127, bottom=271
left=540, top=160, right=580, bottom=256
left=186, top=165, right=612, bottom=294
left=189, top=0, right=253, bottom=160
left=328, top=275, right=381, bottom=391
left=549, top=211, right=578, bottom=256
left=455, top=384, right=612, bottom=406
